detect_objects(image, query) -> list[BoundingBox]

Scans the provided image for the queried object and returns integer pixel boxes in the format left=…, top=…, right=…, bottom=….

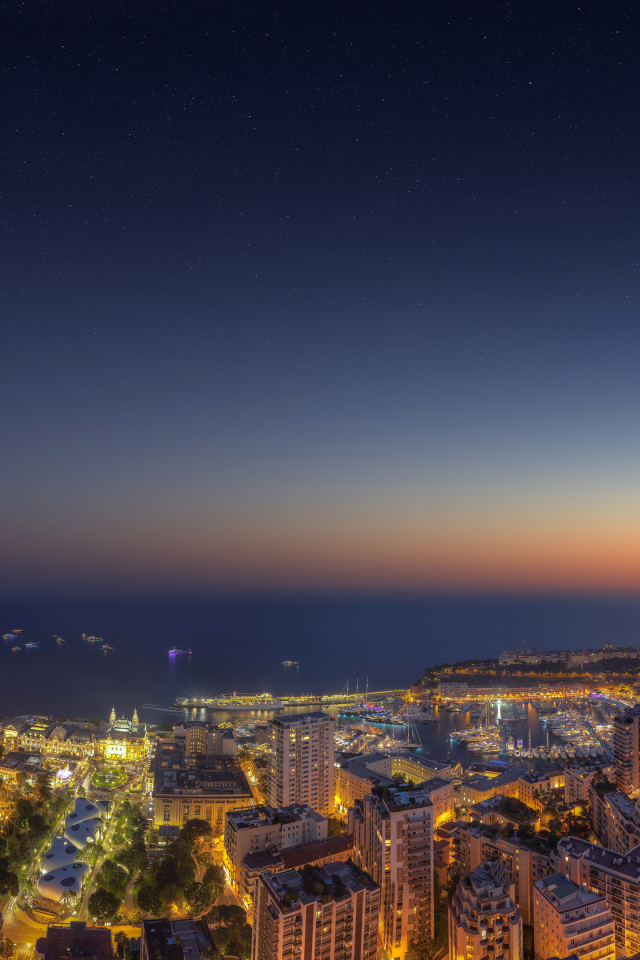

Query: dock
left=174, top=688, right=408, bottom=710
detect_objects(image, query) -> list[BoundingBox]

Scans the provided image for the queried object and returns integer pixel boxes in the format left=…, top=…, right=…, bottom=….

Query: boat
left=3, top=634, right=16, bottom=641
left=169, top=648, right=192, bottom=655
left=102, top=644, right=115, bottom=652
left=85, top=635, right=102, bottom=643
left=176, top=693, right=284, bottom=710
left=25, top=643, right=39, bottom=649
left=56, top=637, right=65, bottom=645
left=12, top=646, right=21, bottom=652
left=282, top=660, right=299, bottom=666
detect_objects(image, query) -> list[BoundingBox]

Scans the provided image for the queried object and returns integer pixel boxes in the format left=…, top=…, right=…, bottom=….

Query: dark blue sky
left=2, top=1, right=640, bottom=594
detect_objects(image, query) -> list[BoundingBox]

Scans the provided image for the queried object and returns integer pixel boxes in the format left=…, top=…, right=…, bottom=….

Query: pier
left=174, top=688, right=408, bottom=710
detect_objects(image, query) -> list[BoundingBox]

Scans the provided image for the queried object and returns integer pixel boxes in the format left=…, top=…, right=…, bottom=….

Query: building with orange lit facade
left=267, top=713, right=335, bottom=818
left=350, top=786, right=435, bottom=959
left=334, top=750, right=458, bottom=818
left=251, top=863, right=379, bottom=960
left=448, top=860, right=522, bottom=960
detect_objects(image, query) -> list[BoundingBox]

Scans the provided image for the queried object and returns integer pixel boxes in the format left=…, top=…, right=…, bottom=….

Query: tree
left=0, top=867, right=19, bottom=897
left=0, top=938, right=15, bottom=960
left=137, top=883, right=162, bottom=916
left=88, top=888, right=120, bottom=922
left=153, top=838, right=196, bottom=891
left=180, top=818, right=212, bottom=849
left=114, top=932, right=129, bottom=958
left=202, top=863, right=225, bottom=903
left=35, top=773, right=52, bottom=804
left=445, top=873, right=460, bottom=906
left=405, top=931, right=436, bottom=960
left=564, top=810, right=591, bottom=840
left=185, top=881, right=210, bottom=915
left=60, top=889, right=78, bottom=915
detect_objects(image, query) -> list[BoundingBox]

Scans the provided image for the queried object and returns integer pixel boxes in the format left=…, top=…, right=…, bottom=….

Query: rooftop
left=271, top=712, right=333, bottom=728
left=534, top=873, right=607, bottom=910
left=384, top=786, right=435, bottom=812
left=559, top=837, right=640, bottom=882
left=227, top=803, right=325, bottom=830
left=243, top=834, right=353, bottom=872
left=261, top=861, right=377, bottom=910
left=35, top=922, right=114, bottom=960
left=142, top=919, right=212, bottom=960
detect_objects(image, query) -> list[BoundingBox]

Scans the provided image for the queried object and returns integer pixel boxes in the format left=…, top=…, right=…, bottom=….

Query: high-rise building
left=449, top=822, right=555, bottom=924
left=555, top=836, right=640, bottom=957
left=224, top=803, right=328, bottom=894
left=533, top=873, right=614, bottom=960
left=268, top=713, right=335, bottom=817
left=350, top=786, right=434, bottom=959
left=251, top=863, right=379, bottom=960
left=448, top=860, right=522, bottom=960
left=613, top=706, right=640, bottom=794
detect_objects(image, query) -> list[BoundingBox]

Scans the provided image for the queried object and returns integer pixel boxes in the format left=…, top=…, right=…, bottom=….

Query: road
left=1, top=895, right=53, bottom=955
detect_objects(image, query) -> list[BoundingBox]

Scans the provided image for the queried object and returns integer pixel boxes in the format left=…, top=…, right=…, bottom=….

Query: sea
left=0, top=592, right=638, bottom=766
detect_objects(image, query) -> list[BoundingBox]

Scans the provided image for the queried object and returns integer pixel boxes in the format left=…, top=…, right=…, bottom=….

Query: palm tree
left=60, top=889, right=78, bottom=915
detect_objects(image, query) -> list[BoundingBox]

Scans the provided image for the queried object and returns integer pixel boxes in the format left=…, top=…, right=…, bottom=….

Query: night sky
left=3, top=1, right=640, bottom=595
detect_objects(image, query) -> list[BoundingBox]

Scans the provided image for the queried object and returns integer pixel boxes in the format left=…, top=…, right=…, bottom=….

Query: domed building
left=101, top=707, right=150, bottom=761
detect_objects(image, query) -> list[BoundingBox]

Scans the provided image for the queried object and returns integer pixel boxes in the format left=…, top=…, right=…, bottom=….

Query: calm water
left=0, top=593, right=638, bottom=732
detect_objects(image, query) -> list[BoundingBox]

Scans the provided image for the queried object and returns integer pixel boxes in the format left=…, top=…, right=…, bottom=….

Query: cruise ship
left=175, top=693, right=284, bottom=711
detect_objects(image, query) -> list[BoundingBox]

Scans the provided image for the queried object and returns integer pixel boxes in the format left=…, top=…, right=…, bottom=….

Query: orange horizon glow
left=4, top=494, right=640, bottom=593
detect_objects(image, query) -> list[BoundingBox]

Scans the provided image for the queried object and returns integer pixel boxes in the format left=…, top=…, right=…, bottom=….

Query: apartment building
left=555, top=836, right=640, bottom=957
left=456, top=767, right=527, bottom=807
left=141, top=919, right=214, bottom=960
left=334, top=752, right=458, bottom=818
left=605, top=793, right=640, bottom=854
left=533, top=873, right=614, bottom=960
left=240, top=834, right=353, bottom=918
left=268, top=713, right=335, bottom=817
left=365, top=751, right=458, bottom=783
left=613, top=706, right=640, bottom=794
left=224, top=803, right=328, bottom=893
left=565, top=766, right=600, bottom=806
left=251, top=863, right=379, bottom=960
left=450, top=822, right=555, bottom=925
left=350, top=786, right=434, bottom=958
left=35, top=922, right=114, bottom=960
left=448, top=860, right=522, bottom=960
left=589, top=779, right=618, bottom=847
left=173, top=721, right=237, bottom=757
left=516, top=768, right=564, bottom=809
